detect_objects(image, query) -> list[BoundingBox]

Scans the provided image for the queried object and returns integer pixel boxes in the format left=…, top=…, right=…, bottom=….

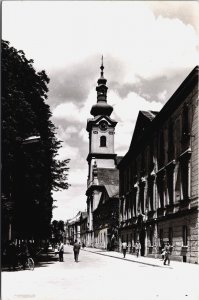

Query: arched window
left=100, top=136, right=106, bottom=147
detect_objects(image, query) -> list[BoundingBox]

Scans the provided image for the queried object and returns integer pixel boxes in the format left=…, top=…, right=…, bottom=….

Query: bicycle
left=17, top=254, right=34, bottom=271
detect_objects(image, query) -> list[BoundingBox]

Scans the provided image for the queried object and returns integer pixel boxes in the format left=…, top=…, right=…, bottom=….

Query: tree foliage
left=2, top=40, right=70, bottom=242
left=51, top=220, right=65, bottom=242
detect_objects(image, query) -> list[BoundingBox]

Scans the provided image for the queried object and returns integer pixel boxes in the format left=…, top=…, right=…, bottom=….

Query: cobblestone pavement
left=2, top=245, right=199, bottom=300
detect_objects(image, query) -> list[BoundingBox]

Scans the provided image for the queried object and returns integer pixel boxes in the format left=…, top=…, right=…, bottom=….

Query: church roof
left=86, top=115, right=117, bottom=132
left=140, top=110, right=158, bottom=121
left=129, top=110, right=158, bottom=149
left=80, top=211, right=88, bottom=220
left=116, top=156, right=123, bottom=166
left=97, top=168, right=119, bottom=186
left=104, top=184, right=119, bottom=198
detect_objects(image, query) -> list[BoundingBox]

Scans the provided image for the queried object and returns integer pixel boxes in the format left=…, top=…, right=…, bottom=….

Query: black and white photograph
left=1, top=1, right=199, bottom=299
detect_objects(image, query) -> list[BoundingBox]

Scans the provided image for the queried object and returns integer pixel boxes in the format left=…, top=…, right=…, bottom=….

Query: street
left=2, top=245, right=199, bottom=300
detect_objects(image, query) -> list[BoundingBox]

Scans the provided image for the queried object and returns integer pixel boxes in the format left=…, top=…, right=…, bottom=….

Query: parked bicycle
left=17, top=253, right=34, bottom=271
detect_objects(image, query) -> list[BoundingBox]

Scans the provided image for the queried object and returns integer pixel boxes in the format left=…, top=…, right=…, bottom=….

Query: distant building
left=67, top=211, right=82, bottom=243
left=91, top=165, right=119, bottom=250
left=79, top=211, right=88, bottom=246
left=118, top=66, right=199, bottom=263
left=85, top=58, right=120, bottom=249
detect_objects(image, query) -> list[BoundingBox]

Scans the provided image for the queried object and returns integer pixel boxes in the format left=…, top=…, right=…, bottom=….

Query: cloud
left=52, top=187, right=87, bottom=221
left=111, top=91, right=163, bottom=155
left=147, top=1, right=199, bottom=34
left=79, top=128, right=88, bottom=144
left=53, top=102, right=80, bottom=122
left=48, top=56, right=99, bottom=108
left=109, top=67, right=196, bottom=104
left=3, top=1, right=199, bottom=220
left=69, top=168, right=88, bottom=186
left=57, top=143, right=79, bottom=161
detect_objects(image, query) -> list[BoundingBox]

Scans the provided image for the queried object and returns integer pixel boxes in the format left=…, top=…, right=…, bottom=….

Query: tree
left=2, top=40, right=70, bottom=244
left=51, top=220, right=65, bottom=243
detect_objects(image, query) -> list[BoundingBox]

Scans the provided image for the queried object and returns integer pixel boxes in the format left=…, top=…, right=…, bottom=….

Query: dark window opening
left=168, top=122, right=174, bottom=160
left=167, top=169, right=174, bottom=205
left=169, top=227, right=173, bottom=245
left=183, top=225, right=187, bottom=246
left=100, top=136, right=106, bottom=147
left=150, top=228, right=153, bottom=246
left=157, top=174, right=165, bottom=208
left=182, top=104, right=189, bottom=138
left=159, top=132, right=165, bottom=167
left=181, top=161, right=189, bottom=200
left=148, top=177, right=154, bottom=211
left=139, top=184, right=145, bottom=214
left=133, top=187, right=137, bottom=217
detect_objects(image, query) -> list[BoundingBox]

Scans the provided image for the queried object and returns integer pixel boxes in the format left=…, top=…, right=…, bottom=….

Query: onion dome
left=90, top=56, right=113, bottom=117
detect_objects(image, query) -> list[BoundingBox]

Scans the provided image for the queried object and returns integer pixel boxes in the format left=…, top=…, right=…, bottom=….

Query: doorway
left=140, top=229, right=145, bottom=256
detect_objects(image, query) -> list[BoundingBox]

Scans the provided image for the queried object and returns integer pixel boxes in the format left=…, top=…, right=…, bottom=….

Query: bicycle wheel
left=27, top=257, right=34, bottom=270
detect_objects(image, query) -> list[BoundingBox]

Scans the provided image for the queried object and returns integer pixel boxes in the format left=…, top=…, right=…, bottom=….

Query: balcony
left=147, top=210, right=155, bottom=220
left=165, top=204, right=174, bottom=214
left=157, top=207, right=165, bottom=218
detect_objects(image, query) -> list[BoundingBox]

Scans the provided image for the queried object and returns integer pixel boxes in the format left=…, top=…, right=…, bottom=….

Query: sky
left=2, top=1, right=199, bottom=221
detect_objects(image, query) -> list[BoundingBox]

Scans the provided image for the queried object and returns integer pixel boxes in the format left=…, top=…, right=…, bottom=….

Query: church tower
left=86, top=57, right=117, bottom=187
left=85, top=58, right=118, bottom=247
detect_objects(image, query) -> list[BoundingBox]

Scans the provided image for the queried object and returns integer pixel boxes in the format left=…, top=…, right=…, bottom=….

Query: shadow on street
left=1, top=250, right=66, bottom=271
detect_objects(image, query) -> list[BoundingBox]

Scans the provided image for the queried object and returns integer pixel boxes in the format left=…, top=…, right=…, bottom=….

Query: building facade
left=91, top=166, right=119, bottom=250
left=85, top=59, right=120, bottom=248
left=67, top=211, right=81, bottom=243
left=79, top=212, right=88, bottom=246
left=118, top=66, right=199, bottom=263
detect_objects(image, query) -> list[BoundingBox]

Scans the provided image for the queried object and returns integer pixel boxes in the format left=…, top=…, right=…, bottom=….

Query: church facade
left=85, top=59, right=120, bottom=249
left=118, top=66, right=199, bottom=263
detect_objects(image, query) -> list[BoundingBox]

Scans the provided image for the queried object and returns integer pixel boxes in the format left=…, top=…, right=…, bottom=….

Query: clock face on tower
left=99, top=121, right=108, bottom=131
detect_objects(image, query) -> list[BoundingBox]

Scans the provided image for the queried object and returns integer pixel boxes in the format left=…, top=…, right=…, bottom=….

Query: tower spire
left=90, top=57, right=113, bottom=117
left=100, top=55, right=104, bottom=78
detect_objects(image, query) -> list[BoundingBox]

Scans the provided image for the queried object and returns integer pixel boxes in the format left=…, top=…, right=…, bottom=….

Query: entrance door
left=140, top=229, right=145, bottom=256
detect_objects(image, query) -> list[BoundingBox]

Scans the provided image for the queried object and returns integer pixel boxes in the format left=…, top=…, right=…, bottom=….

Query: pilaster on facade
left=118, top=66, right=199, bottom=263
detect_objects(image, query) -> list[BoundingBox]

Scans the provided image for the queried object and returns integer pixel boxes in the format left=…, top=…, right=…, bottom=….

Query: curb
left=82, top=249, right=172, bottom=269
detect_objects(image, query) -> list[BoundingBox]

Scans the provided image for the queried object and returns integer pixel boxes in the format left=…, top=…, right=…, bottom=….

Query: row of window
left=95, top=232, right=106, bottom=244
left=120, top=156, right=190, bottom=220
left=159, top=226, right=188, bottom=246
left=120, top=104, right=191, bottom=194
left=121, top=225, right=188, bottom=247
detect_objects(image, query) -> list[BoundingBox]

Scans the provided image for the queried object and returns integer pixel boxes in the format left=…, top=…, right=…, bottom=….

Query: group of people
left=161, top=242, right=172, bottom=265
left=122, top=241, right=141, bottom=258
left=56, top=240, right=82, bottom=263
left=122, top=240, right=172, bottom=265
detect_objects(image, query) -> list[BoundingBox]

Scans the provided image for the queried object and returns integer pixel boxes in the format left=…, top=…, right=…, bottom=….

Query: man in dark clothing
left=164, top=242, right=172, bottom=265
left=73, top=240, right=81, bottom=262
left=121, top=241, right=128, bottom=258
left=58, top=241, right=64, bottom=262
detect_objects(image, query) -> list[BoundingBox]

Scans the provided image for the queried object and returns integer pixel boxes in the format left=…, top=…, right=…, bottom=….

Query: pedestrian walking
left=121, top=241, right=128, bottom=258
left=161, top=248, right=166, bottom=260
left=58, top=241, right=64, bottom=262
left=135, top=241, right=141, bottom=257
left=73, top=240, right=81, bottom=262
left=163, top=242, right=172, bottom=265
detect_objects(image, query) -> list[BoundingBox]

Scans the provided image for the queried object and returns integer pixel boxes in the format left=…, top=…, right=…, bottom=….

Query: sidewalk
left=82, top=247, right=199, bottom=270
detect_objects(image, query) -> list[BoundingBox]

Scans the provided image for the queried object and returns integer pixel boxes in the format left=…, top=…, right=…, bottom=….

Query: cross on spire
left=100, top=55, right=104, bottom=78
